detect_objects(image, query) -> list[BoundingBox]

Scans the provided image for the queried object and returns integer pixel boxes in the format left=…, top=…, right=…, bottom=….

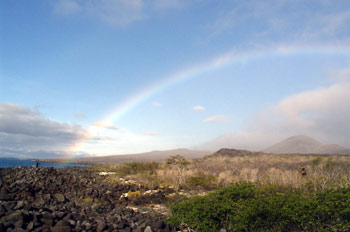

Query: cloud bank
left=202, top=73, right=350, bottom=151
left=0, top=103, right=87, bottom=158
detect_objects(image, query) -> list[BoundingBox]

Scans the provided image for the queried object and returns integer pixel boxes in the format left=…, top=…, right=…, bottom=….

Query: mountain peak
left=264, top=135, right=349, bottom=154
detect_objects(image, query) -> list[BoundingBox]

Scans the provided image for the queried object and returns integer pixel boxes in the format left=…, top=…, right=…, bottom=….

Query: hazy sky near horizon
left=1, top=0, right=350, bottom=158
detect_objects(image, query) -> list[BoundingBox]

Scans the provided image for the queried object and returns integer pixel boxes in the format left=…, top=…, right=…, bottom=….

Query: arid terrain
left=2, top=138, right=350, bottom=231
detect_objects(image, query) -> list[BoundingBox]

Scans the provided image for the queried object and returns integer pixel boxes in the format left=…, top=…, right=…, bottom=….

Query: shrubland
left=167, top=183, right=350, bottom=231
left=90, top=150, right=350, bottom=231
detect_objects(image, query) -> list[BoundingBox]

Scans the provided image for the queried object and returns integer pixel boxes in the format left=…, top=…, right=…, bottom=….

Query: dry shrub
left=186, top=154, right=350, bottom=190
left=134, top=172, right=163, bottom=189
left=304, top=158, right=350, bottom=191
left=218, top=171, right=239, bottom=187
left=98, top=153, right=350, bottom=191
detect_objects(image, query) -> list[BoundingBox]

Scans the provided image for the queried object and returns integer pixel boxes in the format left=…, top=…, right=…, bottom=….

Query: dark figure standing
left=36, top=161, right=39, bottom=168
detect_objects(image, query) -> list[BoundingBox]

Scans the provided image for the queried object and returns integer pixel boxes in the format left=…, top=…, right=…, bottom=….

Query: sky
left=1, top=0, right=350, bottom=158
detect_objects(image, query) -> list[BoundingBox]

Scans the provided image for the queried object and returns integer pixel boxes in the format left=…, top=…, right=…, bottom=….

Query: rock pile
left=0, top=167, right=175, bottom=232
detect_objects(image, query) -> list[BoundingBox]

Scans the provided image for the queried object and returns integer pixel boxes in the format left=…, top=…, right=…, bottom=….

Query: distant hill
left=55, top=149, right=212, bottom=164
left=263, top=135, right=350, bottom=154
left=209, top=148, right=261, bottom=158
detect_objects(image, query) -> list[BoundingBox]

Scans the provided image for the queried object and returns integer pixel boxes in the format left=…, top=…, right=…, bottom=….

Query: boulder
left=51, top=226, right=71, bottom=232
left=0, top=223, right=5, bottom=232
left=96, top=220, right=107, bottom=232
left=54, top=220, right=71, bottom=227
left=1, top=210, right=23, bottom=223
left=26, top=222, right=34, bottom=230
left=54, top=194, right=65, bottom=203
left=14, top=201, right=25, bottom=210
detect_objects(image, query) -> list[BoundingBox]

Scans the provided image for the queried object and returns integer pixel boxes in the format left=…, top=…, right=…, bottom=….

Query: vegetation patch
left=83, top=197, right=93, bottom=204
left=167, top=183, right=350, bottom=232
left=186, top=173, right=217, bottom=190
left=104, top=176, right=120, bottom=183
left=115, top=161, right=160, bottom=176
left=127, top=190, right=142, bottom=200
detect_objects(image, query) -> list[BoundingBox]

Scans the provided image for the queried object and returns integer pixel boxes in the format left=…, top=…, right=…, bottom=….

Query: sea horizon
left=0, top=157, right=87, bottom=168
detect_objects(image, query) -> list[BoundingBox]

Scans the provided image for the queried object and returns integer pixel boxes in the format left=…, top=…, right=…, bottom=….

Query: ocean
left=0, top=158, right=87, bottom=168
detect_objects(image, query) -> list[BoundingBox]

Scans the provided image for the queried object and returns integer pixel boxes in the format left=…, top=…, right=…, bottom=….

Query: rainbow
left=67, top=43, right=350, bottom=156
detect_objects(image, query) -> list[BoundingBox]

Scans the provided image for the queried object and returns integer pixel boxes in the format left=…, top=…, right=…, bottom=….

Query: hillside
left=62, top=149, right=212, bottom=164
left=208, top=148, right=261, bottom=158
left=264, top=135, right=350, bottom=154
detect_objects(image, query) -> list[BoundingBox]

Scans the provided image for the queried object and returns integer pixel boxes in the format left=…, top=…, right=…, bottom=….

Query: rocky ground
left=0, top=166, right=177, bottom=232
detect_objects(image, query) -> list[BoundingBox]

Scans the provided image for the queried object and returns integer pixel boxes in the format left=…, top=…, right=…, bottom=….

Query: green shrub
left=165, top=193, right=190, bottom=205
left=135, top=172, right=163, bottom=189
left=325, top=157, right=336, bottom=170
left=116, top=161, right=159, bottom=176
left=127, top=191, right=142, bottom=200
left=311, top=157, right=323, bottom=167
left=186, top=173, right=217, bottom=190
left=167, top=183, right=350, bottom=231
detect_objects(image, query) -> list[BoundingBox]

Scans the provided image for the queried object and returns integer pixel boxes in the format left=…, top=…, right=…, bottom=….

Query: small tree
left=166, top=155, right=190, bottom=190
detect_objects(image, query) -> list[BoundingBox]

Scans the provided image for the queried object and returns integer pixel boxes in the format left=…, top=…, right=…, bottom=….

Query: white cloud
left=152, top=0, right=186, bottom=11
left=93, top=121, right=119, bottom=130
left=54, top=0, right=144, bottom=26
left=53, top=0, right=191, bottom=26
left=319, top=12, right=350, bottom=36
left=203, top=115, right=229, bottom=123
left=75, top=113, right=87, bottom=119
left=144, top=131, right=159, bottom=136
left=193, top=105, right=205, bottom=111
left=201, top=71, right=350, bottom=150
left=54, top=0, right=81, bottom=15
left=207, top=0, right=350, bottom=44
left=152, top=101, right=162, bottom=107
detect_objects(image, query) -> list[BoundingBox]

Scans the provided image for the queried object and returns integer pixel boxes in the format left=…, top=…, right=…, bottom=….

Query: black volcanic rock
left=0, top=166, right=175, bottom=231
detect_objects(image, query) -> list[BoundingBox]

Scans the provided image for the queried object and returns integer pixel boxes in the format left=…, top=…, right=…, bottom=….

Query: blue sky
left=1, top=0, right=350, bottom=158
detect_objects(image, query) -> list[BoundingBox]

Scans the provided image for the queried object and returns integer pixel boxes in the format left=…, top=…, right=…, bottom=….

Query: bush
left=104, top=176, right=120, bottom=184
left=115, top=161, right=159, bottom=176
left=186, top=173, right=217, bottom=190
left=167, top=183, right=350, bottom=231
left=311, top=157, right=323, bottom=167
left=127, top=191, right=142, bottom=200
left=83, top=197, right=93, bottom=204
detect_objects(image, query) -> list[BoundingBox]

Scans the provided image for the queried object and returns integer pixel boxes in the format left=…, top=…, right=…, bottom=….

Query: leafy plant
left=186, top=173, right=217, bottom=190
left=115, top=161, right=159, bottom=176
left=167, top=183, right=350, bottom=231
